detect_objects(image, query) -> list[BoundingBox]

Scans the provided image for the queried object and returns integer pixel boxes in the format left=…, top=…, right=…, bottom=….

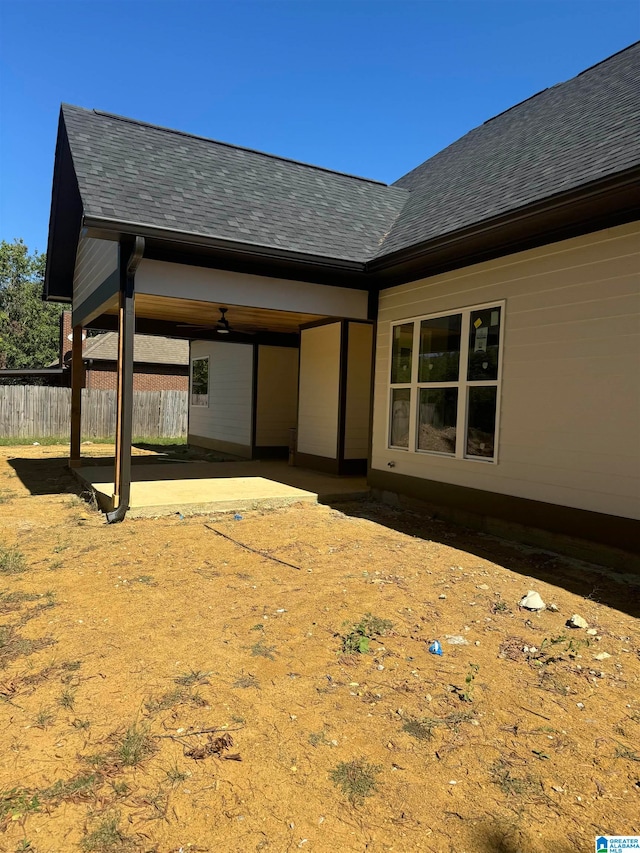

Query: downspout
left=106, top=236, right=144, bottom=523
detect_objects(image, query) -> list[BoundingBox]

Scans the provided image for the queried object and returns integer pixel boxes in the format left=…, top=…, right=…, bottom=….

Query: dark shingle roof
left=377, top=42, right=640, bottom=258
left=82, top=333, right=188, bottom=366
left=60, top=43, right=639, bottom=268
left=61, top=105, right=407, bottom=264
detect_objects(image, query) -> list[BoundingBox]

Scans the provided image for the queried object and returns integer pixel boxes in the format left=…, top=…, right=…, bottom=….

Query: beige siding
left=344, top=322, right=373, bottom=459
left=73, top=237, right=119, bottom=306
left=297, top=323, right=341, bottom=458
left=188, top=340, right=253, bottom=451
left=255, top=346, right=299, bottom=447
left=372, top=222, right=640, bottom=520
left=136, top=259, right=368, bottom=319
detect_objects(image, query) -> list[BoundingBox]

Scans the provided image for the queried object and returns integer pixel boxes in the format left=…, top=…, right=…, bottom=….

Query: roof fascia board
left=82, top=215, right=366, bottom=273
left=369, top=167, right=640, bottom=286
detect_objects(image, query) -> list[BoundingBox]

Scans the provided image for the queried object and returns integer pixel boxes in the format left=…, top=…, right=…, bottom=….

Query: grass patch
left=113, top=723, right=156, bottom=767
left=0, top=591, right=40, bottom=613
left=0, top=625, right=55, bottom=668
left=165, top=762, right=189, bottom=785
left=0, top=546, right=27, bottom=575
left=174, top=669, right=211, bottom=687
left=34, top=707, right=56, bottom=728
left=308, top=729, right=331, bottom=747
left=144, top=688, right=206, bottom=713
left=250, top=640, right=276, bottom=661
left=42, top=772, right=100, bottom=803
left=58, top=688, right=76, bottom=710
left=81, top=811, right=135, bottom=852
left=341, top=613, right=393, bottom=655
left=402, top=718, right=434, bottom=741
left=490, top=759, right=545, bottom=800
left=233, top=674, right=260, bottom=689
left=0, top=788, right=40, bottom=827
left=330, top=758, right=381, bottom=805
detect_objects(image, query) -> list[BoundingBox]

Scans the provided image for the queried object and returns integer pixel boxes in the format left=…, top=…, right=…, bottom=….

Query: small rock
left=519, top=590, right=546, bottom=611
left=568, top=614, right=588, bottom=629
left=445, top=635, right=469, bottom=645
left=586, top=628, right=598, bottom=635
left=477, top=584, right=489, bottom=590
left=547, top=603, right=559, bottom=612
left=577, top=702, right=585, bottom=709
left=439, top=594, right=447, bottom=600
left=594, top=652, right=611, bottom=661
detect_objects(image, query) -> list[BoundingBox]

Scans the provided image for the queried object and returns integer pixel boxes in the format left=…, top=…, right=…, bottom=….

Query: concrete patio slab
left=74, top=459, right=369, bottom=517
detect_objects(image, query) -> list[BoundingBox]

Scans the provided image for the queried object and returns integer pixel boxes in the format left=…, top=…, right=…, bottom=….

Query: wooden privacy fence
left=0, top=386, right=188, bottom=439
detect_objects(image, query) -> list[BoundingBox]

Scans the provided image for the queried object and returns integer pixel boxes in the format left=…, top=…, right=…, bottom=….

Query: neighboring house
left=43, top=43, right=639, bottom=560
left=57, top=311, right=189, bottom=391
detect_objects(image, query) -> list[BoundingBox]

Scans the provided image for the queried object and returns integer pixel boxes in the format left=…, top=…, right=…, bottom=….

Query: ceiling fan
left=177, top=307, right=255, bottom=337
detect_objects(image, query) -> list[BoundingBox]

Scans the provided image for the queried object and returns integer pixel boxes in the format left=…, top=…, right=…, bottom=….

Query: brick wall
left=85, top=365, right=189, bottom=392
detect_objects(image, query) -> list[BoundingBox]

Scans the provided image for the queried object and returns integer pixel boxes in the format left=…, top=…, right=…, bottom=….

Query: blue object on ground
left=234, top=514, right=243, bottom=521
left=429, top=640, right=443, bottom=656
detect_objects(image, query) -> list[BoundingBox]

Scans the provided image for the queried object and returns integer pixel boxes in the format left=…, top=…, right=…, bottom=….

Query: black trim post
left=107, top=236, right=144, bottom=523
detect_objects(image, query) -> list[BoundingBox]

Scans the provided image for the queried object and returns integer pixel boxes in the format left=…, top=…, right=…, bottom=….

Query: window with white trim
left=190, top=356, right=209, bottom=407
left=388, top=303, right=504, bottom=461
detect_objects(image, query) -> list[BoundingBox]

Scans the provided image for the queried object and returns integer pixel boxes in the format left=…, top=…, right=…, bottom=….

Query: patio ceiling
left=105, top=294, right=329, bottom=335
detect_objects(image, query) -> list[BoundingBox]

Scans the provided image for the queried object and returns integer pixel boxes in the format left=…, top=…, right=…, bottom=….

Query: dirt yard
left=0, top=444, right=638, bottom=853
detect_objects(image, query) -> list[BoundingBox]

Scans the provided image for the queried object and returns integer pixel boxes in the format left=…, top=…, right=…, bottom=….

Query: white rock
left=445, top=635, right=469, bottom=645
left=477, top=584, right=489, bottom=590
left=586, top=628, right=598, bottom=635
left=439, top=594, right=447, bottom=600
left=568, top=614, right=588, bottom=629
left=594, top=652, right=611, bottom=661
left=519, top=590, right=546, bottom=611
left=547, top=603, right=559, bottom=612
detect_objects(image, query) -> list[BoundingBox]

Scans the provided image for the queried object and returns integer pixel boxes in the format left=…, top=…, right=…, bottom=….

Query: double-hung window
left=389, top=302, right=504, bottom=462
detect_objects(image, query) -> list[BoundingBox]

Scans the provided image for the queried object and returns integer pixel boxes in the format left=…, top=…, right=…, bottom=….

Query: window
left=388, top=303, right=503, bottom=461
left=191, top=357, right=209, bottom=407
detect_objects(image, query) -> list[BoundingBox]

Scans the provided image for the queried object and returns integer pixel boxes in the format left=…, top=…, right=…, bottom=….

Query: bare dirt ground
left=0, top=444, right=638, bottom=853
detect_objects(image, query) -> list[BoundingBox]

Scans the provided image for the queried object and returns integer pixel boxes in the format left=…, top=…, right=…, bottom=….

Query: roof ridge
left=64, top=105, right=391, bottom=187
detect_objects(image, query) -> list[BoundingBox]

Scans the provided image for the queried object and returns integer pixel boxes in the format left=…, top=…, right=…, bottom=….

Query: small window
left=191, top=357, right=209, bottom=407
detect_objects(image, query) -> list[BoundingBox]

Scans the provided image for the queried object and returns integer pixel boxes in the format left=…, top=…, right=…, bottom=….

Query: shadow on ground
left=6, top=452, right=639, bottom=620
left=330, top=499, right=640, bottom=620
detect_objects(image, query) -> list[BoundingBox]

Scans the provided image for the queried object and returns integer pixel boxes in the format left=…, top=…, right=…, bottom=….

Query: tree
left=0, top=239, right=63, bottom=369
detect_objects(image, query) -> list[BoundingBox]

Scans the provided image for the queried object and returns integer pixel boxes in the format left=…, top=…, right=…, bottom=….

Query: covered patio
left=73, top=456, right=369, bottom=517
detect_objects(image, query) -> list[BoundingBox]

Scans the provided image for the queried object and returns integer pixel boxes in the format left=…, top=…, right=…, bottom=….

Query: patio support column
left=69, top=324, right=85, bottom=468
left=107, top=237, right=144, bottom=523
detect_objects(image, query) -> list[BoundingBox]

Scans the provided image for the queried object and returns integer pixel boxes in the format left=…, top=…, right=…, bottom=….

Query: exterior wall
left=188, top=340, right=253, bottom=456
left=371, top=222, right=640, bottom=521
left=344, top=322, right=373, bottom=460
left=297, top=323, right=341, bottom=459
left=136, top=260, right=369, bottom=319
left=85, top=366, right=188, bottom=392
left=73, top=237, right=118, bottom=307
left=255, top=346, right=299, bottom=448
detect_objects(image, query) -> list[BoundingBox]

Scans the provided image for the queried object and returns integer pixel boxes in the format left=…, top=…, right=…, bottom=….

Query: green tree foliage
left=0, top=239, right=62, bottom=369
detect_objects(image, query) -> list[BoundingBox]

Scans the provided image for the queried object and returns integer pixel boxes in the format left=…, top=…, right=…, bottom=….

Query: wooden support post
left=109, top=236, right=143, bottom=521
left=113, top=277, right=135, bottom=509
left=69, top=324, right=84, bottom=468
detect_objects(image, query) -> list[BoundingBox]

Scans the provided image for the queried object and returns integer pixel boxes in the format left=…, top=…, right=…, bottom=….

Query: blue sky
left=0, top=0, right=638, bottom=253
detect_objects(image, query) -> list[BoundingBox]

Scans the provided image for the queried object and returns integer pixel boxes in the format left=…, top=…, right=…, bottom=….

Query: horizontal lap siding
left=73, top=237, right=119, bottom=305
left=297, top=323, right=341, bottom=458
left=188, top=341, right=253, bottom=448
left=255, top=346, right=299, bottom=447
left=372, top=222, right=640, bottom=520
left=344, top=322, right=373, bottom=459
